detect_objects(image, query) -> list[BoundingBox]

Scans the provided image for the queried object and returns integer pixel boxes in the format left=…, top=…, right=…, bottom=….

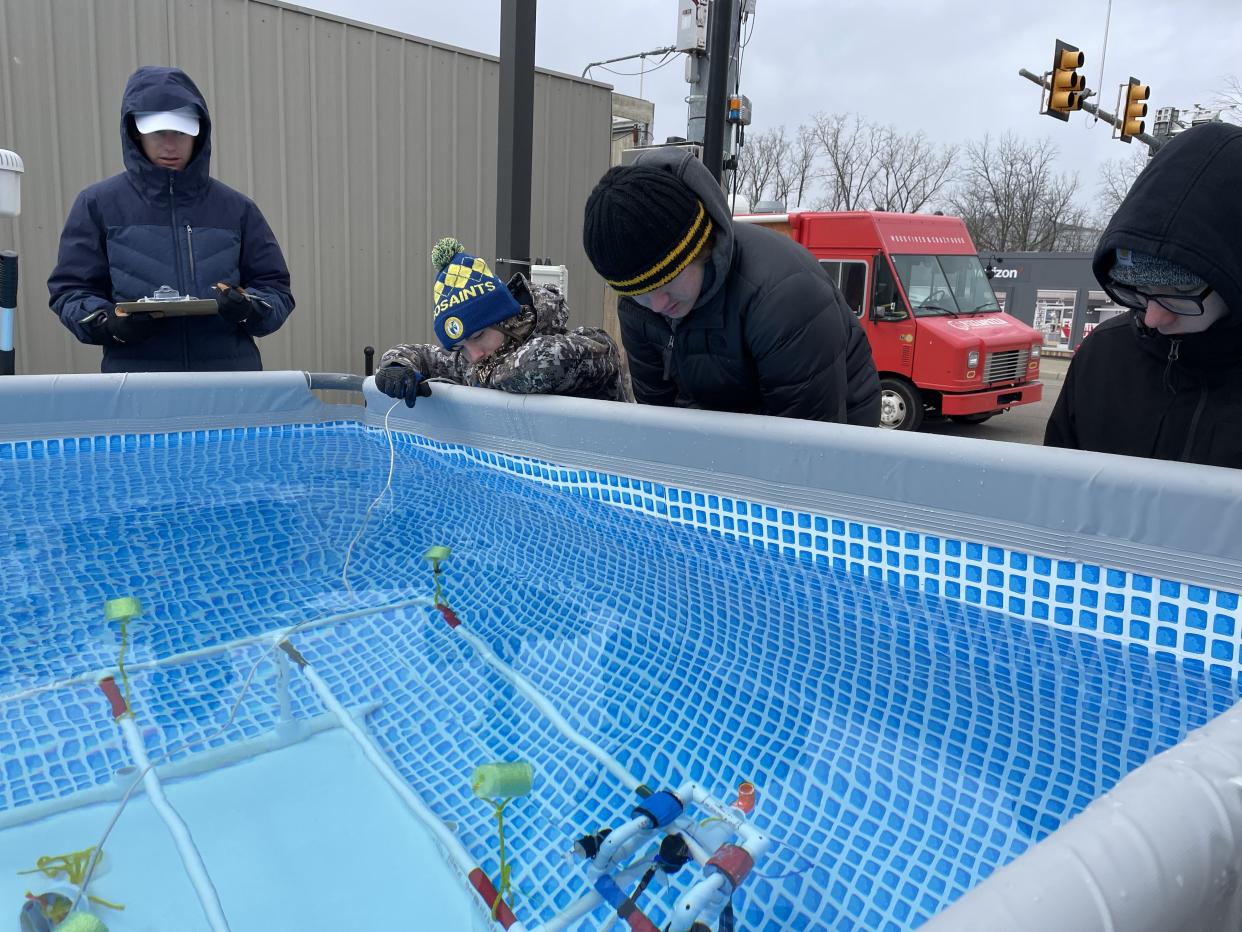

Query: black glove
left=88, top=308, right=160, bottom=346
left=374, top=364, right=432, bottom=407
left=213, top=282, right=254, bottom=325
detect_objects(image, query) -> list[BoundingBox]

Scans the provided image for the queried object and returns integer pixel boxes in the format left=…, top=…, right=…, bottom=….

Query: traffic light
left=1045, top=40, right=1085, bottom=120
left=1119, top=77, right=1150, bottom=143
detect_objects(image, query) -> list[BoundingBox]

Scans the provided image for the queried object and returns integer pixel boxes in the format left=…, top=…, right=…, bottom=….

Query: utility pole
left=496, top=0, right=536, bottom=283
left=682, top=1, right=744, bottom=172
left=699, top=0, right=735, bottom=182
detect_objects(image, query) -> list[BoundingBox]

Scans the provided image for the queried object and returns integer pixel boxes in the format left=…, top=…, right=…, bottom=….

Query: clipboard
left=115, top=298, right=218, bottom=317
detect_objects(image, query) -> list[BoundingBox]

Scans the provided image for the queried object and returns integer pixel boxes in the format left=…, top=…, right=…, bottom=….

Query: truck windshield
left=891, top=254, right=1001, bottom=317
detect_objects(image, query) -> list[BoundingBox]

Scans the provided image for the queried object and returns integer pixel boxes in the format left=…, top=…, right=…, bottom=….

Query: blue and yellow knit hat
left=431, top=237, right=520, bottom=349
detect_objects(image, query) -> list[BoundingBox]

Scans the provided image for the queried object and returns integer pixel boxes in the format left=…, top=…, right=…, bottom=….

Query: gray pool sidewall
left=0, top=371, right=351, bottom=439
left=361, top=381, right=1242, bottom=591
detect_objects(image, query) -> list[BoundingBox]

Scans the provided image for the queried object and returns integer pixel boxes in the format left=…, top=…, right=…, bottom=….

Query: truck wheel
left=949, top=412, right=995, bottom=425
left=879, top=378, right=924, bottom=431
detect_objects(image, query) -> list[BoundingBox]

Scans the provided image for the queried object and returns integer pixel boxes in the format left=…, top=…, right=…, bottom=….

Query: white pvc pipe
left=668, top=874, right=727, bottom=932
left=532, top=860, right=655, bottom=932
left=677, top=781, right=769, bottom=854
left=587, top=814, right=652, bottom=878
left=449, top=624, right=641, bottom=794
left=297, top=663, right=527, bottom=932
left=541, top=781, right=771, bottom=932
left=275, top=649, right=294, bottom=726
left=0, top=596, right=433, bottom=708
left=669, top=815, right=713, bottom=865
left=117, top=715, right=232, bottom=932
left=665, top=781, right=772, bottom=932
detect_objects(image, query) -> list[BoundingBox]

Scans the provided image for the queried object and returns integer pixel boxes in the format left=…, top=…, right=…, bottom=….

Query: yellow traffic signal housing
left=1119, top=77, right=1150, bottom=142
left=1045, top=39, right=1085, bottom=120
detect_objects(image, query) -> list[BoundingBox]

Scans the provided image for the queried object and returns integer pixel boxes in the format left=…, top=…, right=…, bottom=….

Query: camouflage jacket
left=380, top=275, right=629, bottom=402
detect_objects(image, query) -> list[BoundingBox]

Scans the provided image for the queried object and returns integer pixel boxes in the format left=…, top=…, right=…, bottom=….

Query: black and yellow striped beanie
left=582, top=165, right=713, bottom=297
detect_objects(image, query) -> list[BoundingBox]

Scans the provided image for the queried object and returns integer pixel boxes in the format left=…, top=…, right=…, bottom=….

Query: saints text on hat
left=429, top=237, right=520, bottom=350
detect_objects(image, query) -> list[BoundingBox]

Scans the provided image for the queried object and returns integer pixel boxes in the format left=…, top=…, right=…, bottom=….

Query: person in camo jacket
left=373, top=237, right=629, bottom=406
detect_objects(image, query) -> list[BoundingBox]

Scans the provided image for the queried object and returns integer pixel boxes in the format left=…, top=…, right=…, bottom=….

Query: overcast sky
left=295, top=0, right=1240, bottom=210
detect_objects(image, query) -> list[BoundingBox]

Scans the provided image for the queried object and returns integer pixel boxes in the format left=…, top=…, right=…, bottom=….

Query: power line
left=1091, top=0, right=1113, bottom=127
left=581, top=45, right=679, bottom=79
left=587, top=50, right=681, bottom=80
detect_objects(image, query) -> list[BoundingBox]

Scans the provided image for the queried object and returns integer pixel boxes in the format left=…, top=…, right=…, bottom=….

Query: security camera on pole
left=0, top=148, right=23, bottom=376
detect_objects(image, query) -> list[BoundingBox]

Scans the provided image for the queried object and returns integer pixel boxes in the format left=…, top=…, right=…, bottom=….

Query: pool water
left=3, top=423, right=1239, bottom=930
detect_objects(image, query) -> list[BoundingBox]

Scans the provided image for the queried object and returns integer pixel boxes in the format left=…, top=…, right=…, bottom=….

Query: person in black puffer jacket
left=582, top=149, right=880, bottom=426
left=1044, top=122, right=1242, bottom=468
left=47, top=66, right=294, bottom=372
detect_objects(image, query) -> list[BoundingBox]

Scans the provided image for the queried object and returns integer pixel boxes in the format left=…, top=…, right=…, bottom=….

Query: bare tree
left=866, top=127, right=958, bottom=213
left=734, top=124, right=820, bottom=209
left=808, top=113, right=884, bottom=211
left=774, top=125, right=819, bottom=208
left=1096, top=148, right=1148, bottom=219
left=946, top=133, right=1086, bottom=251
left=808, top=113, right=957, bottom=213
left=1055, top=221, right=1104, bottom=253
left=734, top=127, right=788, bottom=207
left=1216, top=74, right=1242, bottom=121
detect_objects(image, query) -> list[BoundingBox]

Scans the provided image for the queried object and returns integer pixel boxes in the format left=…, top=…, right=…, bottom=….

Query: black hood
left=120, top=66, right=212, bottom=200
left=1092, top=121, right=1242, bottom=363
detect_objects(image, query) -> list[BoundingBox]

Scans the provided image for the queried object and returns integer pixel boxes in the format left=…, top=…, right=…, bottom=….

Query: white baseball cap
left=134, top=106, right=200, bottom=137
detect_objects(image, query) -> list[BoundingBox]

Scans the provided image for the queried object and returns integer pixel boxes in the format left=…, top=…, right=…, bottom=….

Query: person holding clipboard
left=48, top=66, right=294, bottom=372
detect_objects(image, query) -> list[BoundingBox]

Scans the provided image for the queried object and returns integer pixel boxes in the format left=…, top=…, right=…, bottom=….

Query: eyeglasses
left=1103, top=280, right=1215, bottom=316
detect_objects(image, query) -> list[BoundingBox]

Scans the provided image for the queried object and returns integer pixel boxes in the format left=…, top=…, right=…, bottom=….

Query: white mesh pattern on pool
left=2, top=421, right=1241, bottom=931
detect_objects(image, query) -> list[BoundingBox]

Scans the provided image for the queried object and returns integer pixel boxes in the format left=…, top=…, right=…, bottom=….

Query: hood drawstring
left=1162, top=338, right=1181, bottom=393
left=1158, top=336, right=1211, bottom=461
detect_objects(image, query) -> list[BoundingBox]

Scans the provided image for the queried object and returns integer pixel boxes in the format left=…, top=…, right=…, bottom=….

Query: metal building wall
left=0, top=0, right=612, bottom=376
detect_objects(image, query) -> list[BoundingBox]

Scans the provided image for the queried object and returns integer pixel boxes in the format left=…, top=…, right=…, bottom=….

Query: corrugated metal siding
left=0, top=0, right=612, bottom=376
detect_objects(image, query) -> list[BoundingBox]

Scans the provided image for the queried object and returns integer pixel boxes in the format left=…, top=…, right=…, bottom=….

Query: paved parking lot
left=920, top=356, right=1067, bottom=446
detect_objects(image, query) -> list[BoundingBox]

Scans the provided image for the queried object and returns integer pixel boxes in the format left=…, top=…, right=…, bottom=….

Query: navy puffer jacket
left=48, top=66, right=294, bottom=372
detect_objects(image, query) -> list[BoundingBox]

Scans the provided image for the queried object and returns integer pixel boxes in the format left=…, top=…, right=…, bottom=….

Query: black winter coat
left=1044, top=122, right=1242, bottom=468
left=618, top=150, right=880, bottom=426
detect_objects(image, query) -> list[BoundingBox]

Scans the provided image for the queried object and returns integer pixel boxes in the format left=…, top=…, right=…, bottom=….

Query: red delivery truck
left=734, top=210, right=1044, bottom=430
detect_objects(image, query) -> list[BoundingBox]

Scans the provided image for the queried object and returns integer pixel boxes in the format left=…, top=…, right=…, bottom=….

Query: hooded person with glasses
left=1044, top=122, right=1242, bottom=468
